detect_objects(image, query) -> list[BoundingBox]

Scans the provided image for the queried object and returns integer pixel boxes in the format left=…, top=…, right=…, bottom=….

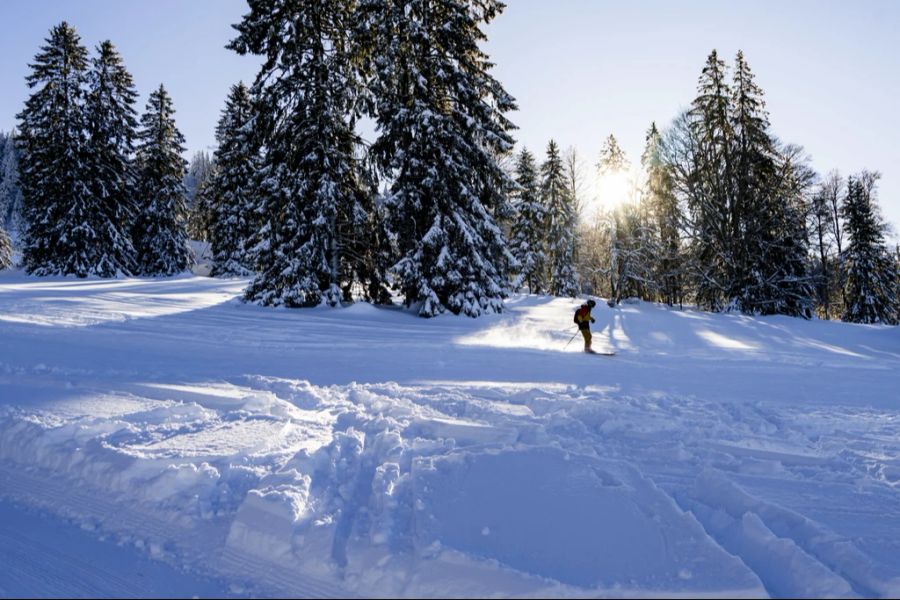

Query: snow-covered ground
left=1, top=272, right=899, bottom=598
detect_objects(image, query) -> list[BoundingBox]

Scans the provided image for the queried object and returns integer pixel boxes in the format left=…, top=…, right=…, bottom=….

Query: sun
left=580, top=167, right=637, bottom=219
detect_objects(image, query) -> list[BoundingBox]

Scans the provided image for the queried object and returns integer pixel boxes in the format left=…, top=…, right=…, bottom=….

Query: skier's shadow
left=595, top=308, right=621, bottom=354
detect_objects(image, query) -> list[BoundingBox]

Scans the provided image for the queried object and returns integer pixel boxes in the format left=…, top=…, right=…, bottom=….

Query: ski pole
left=564, top=329, right=580, bottom=350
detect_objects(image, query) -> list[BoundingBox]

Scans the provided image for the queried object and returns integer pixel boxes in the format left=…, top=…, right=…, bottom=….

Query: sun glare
left=581, top=168, right=638, bottom=219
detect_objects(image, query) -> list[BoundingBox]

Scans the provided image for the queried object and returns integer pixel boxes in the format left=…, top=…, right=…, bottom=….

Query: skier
left=573, top=299, right=597, bottom=353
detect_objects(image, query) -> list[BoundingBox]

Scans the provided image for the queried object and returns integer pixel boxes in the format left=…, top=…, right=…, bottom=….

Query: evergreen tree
left=0, top=133, right=12, bottom=266
left=687, top=49, right=733, bottom=311
left=16, top=22, right=95, bottom=276
left=730, top=51, right=799, bottom=314
left=543, top=140, right=579, bottom=296
left=680, top=50, right=814, bottom=316
left=207, top=82, right=258, bottom=277
left=509, top=148, right=546, bottom=293
left=361, top=0, right=517, bottom=317
left=133, top=85, right=191, bottom=275
left=0, top=225, right=11, bottom=269
left=0, top=131, right=25, bottom=237
left=841, top=173, right=897, bottom=324
left=230, top=0, right=389, bottom=308
left=83, top=40, right=139, bottom=276
left=0, top=132, right=7, bottom=222
left=729, top=52, right=813, bottom=316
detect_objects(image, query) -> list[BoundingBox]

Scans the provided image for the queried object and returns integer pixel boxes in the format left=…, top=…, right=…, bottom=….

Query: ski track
left=1, top=275, right=899, bottom=597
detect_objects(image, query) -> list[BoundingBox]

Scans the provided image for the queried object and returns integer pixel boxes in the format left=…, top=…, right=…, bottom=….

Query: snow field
left=1, top=272, right=899, bottom=597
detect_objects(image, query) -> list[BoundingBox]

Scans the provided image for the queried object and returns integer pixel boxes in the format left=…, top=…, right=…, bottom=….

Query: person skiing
left=574, top=299, right=597, bottom=353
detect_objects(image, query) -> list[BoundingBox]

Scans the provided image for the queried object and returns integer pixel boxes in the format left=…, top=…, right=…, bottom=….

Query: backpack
left=574, top=305, right=589, bottom=325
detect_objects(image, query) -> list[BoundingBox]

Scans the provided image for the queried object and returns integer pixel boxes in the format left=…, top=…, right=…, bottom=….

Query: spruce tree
left=208, top=82, right=258, bottom=277
left=361, top=0, right=517, bottom=317
left=841, top=173, right=897, bottom=324
left=687, top=50, right=733, bottom=311
left=16, top=22, right=95, bottom=276
left=509, top=148, right=547, bottom=293
left=730, top=53, right=813, bottom=316
left=133, top=85, right=191, bottom=276
left=0, top=132, right=7, bottom=225
left=0, top=131, right=25, bottom=237
left=681, top=50, right=814, bottom=316
left=729, top=49, right=769, bottom=309
left=230, top=0, right=389, bottom=308
left=83, top=40, right=139, bottom=276
left=543, top=140, right=579, bottom=297
left=0, top=226, right=11, bottom=269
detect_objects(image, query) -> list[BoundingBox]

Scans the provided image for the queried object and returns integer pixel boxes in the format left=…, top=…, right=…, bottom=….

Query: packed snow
left=1, top=272, right=899, bottom=598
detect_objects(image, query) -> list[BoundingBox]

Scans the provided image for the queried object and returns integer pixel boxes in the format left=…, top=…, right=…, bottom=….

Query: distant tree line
left=2, top=10, right=897, bottom=324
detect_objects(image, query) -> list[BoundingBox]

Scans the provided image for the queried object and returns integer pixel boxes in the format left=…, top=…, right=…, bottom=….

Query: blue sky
left=1, top=0, right=898, bottom=234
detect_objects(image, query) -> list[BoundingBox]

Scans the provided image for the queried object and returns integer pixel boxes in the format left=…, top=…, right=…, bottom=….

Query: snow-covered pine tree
left=133, top=84, right=191, bottom=276
left=509, top=148, right=547, bottom=293
left=0, top=225, right=11, bottom=269
left=207, top=82, right=258, bottom=277
left=229, top=0, right=389, bottom=308
left=184, top=150, right=215, bottom=241
left=16, top=22, right=96, bottom=276
left=729, top=49, right=769, bottom=309
left=0, top=132, right=6, bottom=222
left=687, top=50, right=733, bottom=311
left=730, top=52, right=813, bottom=316
left=543, top=140, right=579, bottom=297
left=841, top=173, right=898, bottom=324
left=360, top=0, right=517, bottom=317
left=83, top=40, right=139, bottom=276
left=0, top=131, right=25, bottom=237
left=0, top=134, right=12, bottom=266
